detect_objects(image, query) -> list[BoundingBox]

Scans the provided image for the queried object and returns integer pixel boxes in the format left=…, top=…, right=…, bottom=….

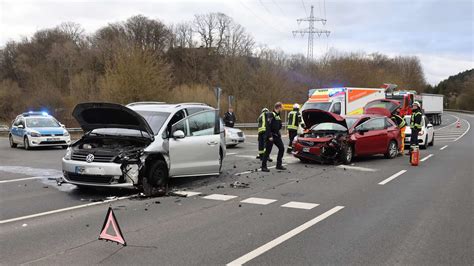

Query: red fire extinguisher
left=410, top=145, right=420, bottom=166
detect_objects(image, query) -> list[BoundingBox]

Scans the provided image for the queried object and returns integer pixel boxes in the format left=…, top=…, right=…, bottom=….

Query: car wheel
left=226, top=144, right=237, bottom=148
left=9, top=135, right=17, bottom=148
left=421, top=136, right=428, bottom=149
left=340, top=145, right=353, bottom=164
left=429, top=133, right=434, bottom=146
left=143, top=160, right=168, bottom=197
left=24, top=136, right=30, bottom=150
left=385, top=140, right=398, bottom=159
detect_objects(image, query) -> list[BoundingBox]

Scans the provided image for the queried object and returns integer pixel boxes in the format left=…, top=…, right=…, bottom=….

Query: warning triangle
left=98, top=207, right=126, bottom=246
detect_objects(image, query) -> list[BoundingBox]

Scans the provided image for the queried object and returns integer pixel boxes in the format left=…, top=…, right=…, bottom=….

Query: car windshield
left=311, top=122, right=347, bottom=131
left=345, top=118, right=358, bottom=129
left=365, top=101, right=399, bottom=113
left=302, top=102, right=331, bottom=112
left=26, top=117, right=60, bottom=127
left=135, top=110, right=170, bottom=135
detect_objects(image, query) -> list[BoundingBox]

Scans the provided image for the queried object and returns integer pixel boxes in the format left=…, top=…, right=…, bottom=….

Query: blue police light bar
left=22, top=111, right=49, bottom=117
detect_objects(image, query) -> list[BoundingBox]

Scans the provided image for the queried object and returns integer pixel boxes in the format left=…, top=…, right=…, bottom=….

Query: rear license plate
left=47, top=138, right=60, bottom=141
left=303, top=147, right=310, bottom=152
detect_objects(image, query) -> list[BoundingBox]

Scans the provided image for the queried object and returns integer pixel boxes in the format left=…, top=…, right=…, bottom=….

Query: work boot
left=286, top=148, right=292, bottom=154
left=268, top=158, right=273, bottom=162
left=256, top=155, right=261, bottom=159
left=261, top=167, right=270, bottom=172
left=276, top=165, right=287, bottom=170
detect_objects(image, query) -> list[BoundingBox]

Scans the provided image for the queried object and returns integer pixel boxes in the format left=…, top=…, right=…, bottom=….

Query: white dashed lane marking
left=420, top=154, right=433, bottom=162
left=241, top=197, right=277, bottom=205
left=337, top=165, right=377, bottom=172
left=378, top=170, right=407, bottom=185
left=0, top=176, right=42, bottom=184
left=281, top=201, right=319, bottom=210
left=440, top=145, right=448, bottom=150
left=202, top=194, right=238, bottom=201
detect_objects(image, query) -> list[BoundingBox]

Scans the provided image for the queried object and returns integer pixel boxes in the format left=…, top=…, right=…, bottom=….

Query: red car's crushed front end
left=293, top=134, right=350, bottom=163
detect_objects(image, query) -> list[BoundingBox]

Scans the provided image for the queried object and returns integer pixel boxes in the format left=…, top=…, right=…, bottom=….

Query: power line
left=292, top=5, right=330, bottom=59
left=236, top=0, right=287, bottom=35
left=301, top=0, right=308, bottom=16
left=270, top=0, right=285, bottom=15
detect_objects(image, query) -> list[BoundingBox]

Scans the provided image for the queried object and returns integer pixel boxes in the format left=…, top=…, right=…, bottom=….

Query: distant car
left=404, top=115, right=434, bottom=149
left=293, top=109, right=401, bottom=164
left=0, top=124, right=9, bottom=131
left=9, top=112, right=71, bottom=149
left=225, top=126, right=245, bottom=147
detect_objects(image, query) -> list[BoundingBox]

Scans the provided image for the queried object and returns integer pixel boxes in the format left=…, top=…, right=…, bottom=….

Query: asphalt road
left=0, top=112, right=472, bottom=265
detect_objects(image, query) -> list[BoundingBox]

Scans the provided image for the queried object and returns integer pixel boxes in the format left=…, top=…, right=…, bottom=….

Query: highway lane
left=0, top=112, right=472, bottom=265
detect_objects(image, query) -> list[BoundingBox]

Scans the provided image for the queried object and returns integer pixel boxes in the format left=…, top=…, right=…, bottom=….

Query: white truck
left=302, top=87, right=386, bottom=115
left=419, top=93, right=444, bottom=125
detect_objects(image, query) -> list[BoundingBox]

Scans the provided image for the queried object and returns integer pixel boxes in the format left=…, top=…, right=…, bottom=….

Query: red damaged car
left=292, top=109, right=401, bottom=164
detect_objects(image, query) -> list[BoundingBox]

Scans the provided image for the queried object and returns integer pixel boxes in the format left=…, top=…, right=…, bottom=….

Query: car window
left=13, top=118, right=20, bottom=126
left=302, top=102, right=331, bottom=112
left=135, top=110, right=170, bottom=135
left=357, top=118, right=385, bottom=131
left=331, top=102, right=341, bottom=114
left=18, top=119, right=25, bottom=127
left=172, top=110, right=215, bottom=137
left=186, top=107, right=208, bottom=116
left=384, top=118, right=394, bottom=128
left=26, top=117, right=60, bottom=127
left=345, top=118, right=358, bottom=129
left=164, top=110, right=186, bottom=138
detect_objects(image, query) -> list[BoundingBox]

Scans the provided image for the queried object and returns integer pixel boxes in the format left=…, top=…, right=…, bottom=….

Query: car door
left=354, top=118, right=387, bottom=155
left=14, top=118, right=26, bottom=142
left=168, top=110, right=220, bottom=177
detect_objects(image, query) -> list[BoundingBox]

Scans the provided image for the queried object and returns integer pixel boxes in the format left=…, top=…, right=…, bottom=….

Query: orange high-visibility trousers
left=400, top=126, right=406, bottom=153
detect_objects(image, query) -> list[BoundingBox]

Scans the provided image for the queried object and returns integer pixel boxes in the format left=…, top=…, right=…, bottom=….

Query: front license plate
left=303, top=147, right=310, bottom=152
left=75, top=166, right=104, bottom=175
left=47, top=138, right=60, bottom=141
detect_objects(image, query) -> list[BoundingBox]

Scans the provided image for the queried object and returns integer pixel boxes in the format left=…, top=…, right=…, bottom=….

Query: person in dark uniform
left=224, top=107, right=236, bottom=128
left=256, top=108, right=271, bottom=162
left=287, top=103, right=301, bottom=153
left=261, top=102, right=286, bottom=172
left=408, top=101, right=423, bottom=154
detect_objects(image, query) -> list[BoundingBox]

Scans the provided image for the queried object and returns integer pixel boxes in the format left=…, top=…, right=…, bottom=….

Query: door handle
left=207, top=141, right=218, bottom=145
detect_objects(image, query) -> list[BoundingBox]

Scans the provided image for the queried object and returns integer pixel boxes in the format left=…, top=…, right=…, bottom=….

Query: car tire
left=143, top=160, right=168, bottom=197
left=421, top=136, right=428, bottom=149
left=385, top=140, right=398, bottom=159
left=429, top=133, right=434, bottom=146
left=24, top=136, right=30, bottom=150
left=340, top=145, right=353, bottom=164
left=9, top=135, right=17, bottom=148
left=226, top=144, right=237, bottom=148
left=298, top=158, right=312, bottom=164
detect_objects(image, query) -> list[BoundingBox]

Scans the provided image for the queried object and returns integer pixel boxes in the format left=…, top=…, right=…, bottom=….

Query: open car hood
left=364, top=107, right=392, bottom=117
left=72, top=102, right=154, bottom=137
left=302, top=109, right=347, bottom=129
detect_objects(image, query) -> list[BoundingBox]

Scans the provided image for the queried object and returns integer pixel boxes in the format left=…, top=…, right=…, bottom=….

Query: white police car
left=9, top=112, right=71, bottom=149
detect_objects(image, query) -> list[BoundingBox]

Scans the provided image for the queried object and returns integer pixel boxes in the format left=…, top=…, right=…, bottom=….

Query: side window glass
left=186, top=107, right=207, bottom=116
left=384, top=118, right=393, bottom=128
left=13, top=118, right=19, bottom=126
left=358, top=118, right=384, bottom=131
left=165, top=110, right=186, bottom=138
left=332, top=102, right=341, bottom=114
left=172, top=110, right=215, bottom=137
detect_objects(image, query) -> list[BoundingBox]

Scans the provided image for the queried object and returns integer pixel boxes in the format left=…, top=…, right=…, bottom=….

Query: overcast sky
left=0, top=0, right=473, bottom=85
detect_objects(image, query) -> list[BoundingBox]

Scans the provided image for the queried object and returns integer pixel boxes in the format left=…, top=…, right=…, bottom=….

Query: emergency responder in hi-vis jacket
left=261, top=102, right=286, bottom=172
left=287, top=103, right=301, bottom=153
left=391, top=107, right=406, bottom=155
left=256, top=108, right=272, bottom=162
left=408, top=101, right=423, bottom=154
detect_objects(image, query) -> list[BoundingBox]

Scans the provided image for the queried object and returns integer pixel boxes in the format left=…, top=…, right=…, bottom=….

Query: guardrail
left=445, top=109, right=474, bottom=114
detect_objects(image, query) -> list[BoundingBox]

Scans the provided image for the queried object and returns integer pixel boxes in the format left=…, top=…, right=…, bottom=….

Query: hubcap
left=390, top=142, right=397, bottom=157
left=346, top=147, right=352, bottom=161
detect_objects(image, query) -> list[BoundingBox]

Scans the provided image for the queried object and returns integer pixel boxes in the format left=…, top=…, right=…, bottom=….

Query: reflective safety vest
left=257, top=113, right=266, bottom=133
left=287, top=111, right=298, bottom=130
left=410, top=111, right=422, bottom=130
left=391, top=114, right=406, bottom=129
left=273, top=111, right=281, bottom=121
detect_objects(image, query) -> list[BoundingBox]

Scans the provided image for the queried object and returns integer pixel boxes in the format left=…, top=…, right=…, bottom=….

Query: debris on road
left=230, top=181, right=249, bottom=189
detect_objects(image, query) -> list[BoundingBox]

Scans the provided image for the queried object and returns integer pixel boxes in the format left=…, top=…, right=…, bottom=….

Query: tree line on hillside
left=0, top=14, right=429, bottom=125
left=425, top=69, right=474, bottom=111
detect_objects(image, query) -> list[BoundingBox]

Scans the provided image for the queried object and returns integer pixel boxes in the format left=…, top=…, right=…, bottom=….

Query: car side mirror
left=18, top=124, right=24, bottom=129
left=60, top=123, right=66, bottom=128
left=172, top=130, right=185, bottom=139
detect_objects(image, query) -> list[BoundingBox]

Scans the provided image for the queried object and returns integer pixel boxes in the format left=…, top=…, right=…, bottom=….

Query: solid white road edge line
left=0, top=176, right=42, bottom=184
left=337, top=165, right=377, bottom=172
left=454, top=119, right=471, bottom=142
left=378, top=170, right=407, bottom=185
left=440, top=145, right=448, bottom=150
left=226, top=206, right=345, bottom=266
left=0, top=195, right=136, bottom=224
left=420, top=154, right=433, bottom=162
